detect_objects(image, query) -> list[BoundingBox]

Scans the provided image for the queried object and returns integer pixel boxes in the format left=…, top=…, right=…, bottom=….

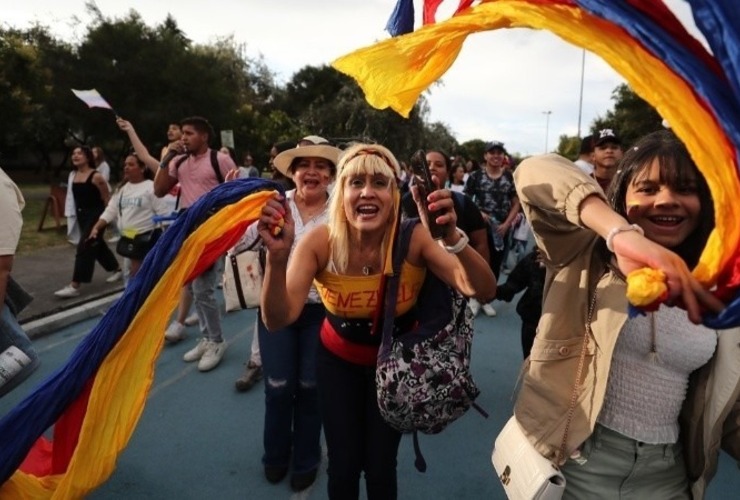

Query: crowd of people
left=5, top=117, right=739, bottom=499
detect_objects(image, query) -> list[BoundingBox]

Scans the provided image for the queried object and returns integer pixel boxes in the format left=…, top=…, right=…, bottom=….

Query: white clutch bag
left=491, top=416, right=566, bottom=500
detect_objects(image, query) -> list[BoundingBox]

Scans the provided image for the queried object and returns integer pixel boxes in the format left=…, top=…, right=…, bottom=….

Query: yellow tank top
left=314, top=262, right=426, bottom=318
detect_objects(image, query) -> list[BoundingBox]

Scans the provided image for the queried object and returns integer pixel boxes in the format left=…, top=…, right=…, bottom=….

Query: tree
left=591, top=83, right=663, bottom=148
left=0, top=25, right=79, bottom=176
left=69, top=6, right=283, bottom=173
left=556, top=134, right=581, bottom=160
left=0, top=10, right=463, bottom=178
left=281, top=65, right=452, bottom=162
left=457, top=139, right=488, bottom=166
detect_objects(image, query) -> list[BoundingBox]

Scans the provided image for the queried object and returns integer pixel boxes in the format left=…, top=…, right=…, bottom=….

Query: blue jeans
left=258, top=304, right=324, bottom=474
left=189, top=264, right=223, bottom=342
left=0, top=304, right=40, bottom=398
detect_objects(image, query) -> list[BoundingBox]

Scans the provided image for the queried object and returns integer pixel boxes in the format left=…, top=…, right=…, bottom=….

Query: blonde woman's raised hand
left=410, top=174, right=458, bottom=239
left=426, top=186, right=458, bottom=237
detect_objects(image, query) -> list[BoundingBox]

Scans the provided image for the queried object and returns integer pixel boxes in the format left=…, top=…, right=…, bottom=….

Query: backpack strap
left=378, top=218, right=418, bottom=361
left=173, top=150, right=224, bottom=183
left=378, top=218, right=430, bottom=473
left=172, top=150, right=225, bottom=212
left=174, top=154, right=189, bottom=169
left=210, top=149, right=225, bottom=184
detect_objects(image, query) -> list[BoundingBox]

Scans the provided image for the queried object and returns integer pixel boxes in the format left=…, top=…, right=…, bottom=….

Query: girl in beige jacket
left=512, top=130, right=738, bottom=498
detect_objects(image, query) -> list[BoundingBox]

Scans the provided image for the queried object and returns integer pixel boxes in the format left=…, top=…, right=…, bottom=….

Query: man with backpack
left=154, top=116, right=237, bottom=371
left=463, top=141, right=520, bottom=317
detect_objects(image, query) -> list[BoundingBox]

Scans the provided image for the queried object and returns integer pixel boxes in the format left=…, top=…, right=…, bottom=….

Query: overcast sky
left=6, top=0, right=703, bottom=155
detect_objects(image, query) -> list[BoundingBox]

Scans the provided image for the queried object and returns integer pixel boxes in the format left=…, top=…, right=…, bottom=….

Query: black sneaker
left=290, top=469, right=318, bottom=492
left=234, top=361, right=263, bottom=392
left=264, top=465, right=288, bottom=484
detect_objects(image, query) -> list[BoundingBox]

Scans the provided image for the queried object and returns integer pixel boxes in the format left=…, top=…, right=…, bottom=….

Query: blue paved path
left=2, top=297, right=738, bottom=498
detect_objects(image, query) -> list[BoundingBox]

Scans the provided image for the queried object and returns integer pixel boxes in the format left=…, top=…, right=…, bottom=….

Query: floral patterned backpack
left=376, top=219, right=487, bottom=471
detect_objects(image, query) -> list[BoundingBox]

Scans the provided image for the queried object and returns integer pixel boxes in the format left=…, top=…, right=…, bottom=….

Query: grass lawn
left=17, top=184, right=70, bottom=255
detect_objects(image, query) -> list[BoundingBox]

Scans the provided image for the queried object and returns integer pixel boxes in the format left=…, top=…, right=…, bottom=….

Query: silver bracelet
left=605, top=224, right=644, bottom=252
left=440, top=227, right=469, bottom=254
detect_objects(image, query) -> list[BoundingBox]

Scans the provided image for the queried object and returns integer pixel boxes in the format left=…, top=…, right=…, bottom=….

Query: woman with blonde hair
left=258, top=143, right=495, bottom=499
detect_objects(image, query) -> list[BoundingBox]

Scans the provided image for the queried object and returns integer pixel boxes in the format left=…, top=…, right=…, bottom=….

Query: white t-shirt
left=100, top=180, right=170, bottom=234
left=0, top=168, right=24, bottom=256
left=574, top=159, right=594, bottom=176
left=96, top=161, right=111, bottom=182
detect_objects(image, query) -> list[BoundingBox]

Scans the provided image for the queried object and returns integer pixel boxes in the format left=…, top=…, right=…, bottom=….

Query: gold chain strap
left=555, top=289, right=598, bottom=465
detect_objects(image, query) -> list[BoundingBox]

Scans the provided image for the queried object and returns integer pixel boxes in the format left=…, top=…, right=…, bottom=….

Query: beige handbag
left=223, top=239, right=263, bottom=312
left=492, top=291, right=598, bottom=500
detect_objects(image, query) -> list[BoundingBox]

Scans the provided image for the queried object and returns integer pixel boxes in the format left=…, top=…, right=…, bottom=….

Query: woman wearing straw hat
left=249, top=135, right=340, bottom=492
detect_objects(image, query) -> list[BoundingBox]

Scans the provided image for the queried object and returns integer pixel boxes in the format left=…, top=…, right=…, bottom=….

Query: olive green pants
left=561, top=424, right=690, bottom=499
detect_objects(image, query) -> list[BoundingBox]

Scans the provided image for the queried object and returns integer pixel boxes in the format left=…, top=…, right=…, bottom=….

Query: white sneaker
left=183, top=338, right=209, bottom=362
left=482, top=303, right=497, bottom=317
left=106, top=271, right=123, bottom=283
left=198, top=341, right=227, bottom=372
left=184, top=313, right=199, bottom=326
left=165, top=321, right=187, bottom=342
left=468, top=298, right=481, bottom=317
left=54, top=285, right=80, bottom=298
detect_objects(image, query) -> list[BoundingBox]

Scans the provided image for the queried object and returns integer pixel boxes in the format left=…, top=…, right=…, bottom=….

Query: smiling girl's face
left=625, top=158, right=701, bottom=250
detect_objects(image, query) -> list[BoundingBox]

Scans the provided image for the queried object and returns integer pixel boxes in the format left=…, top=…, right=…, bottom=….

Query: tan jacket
left=512, top=154, right=740, bottom=499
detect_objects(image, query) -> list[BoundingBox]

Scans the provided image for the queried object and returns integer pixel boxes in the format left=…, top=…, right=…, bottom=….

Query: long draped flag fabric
left=333, top=0, right=740, bottom=329
left=0, top=178, right=282, bottom=498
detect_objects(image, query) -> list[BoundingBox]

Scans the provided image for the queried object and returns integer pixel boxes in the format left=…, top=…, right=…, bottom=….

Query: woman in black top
left=54, top=146, right=121, bottom=298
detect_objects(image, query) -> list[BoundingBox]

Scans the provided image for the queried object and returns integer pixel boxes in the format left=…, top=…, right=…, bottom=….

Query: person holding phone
left=401, top=149, right=489, bottom=265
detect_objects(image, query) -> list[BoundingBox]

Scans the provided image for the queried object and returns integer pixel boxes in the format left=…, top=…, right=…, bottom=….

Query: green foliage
left=0, top=26, right=78, bottom=174
left=591, top=83, right=663, bottom=148
left=458, top=139, right=488, bottom=165
left=7, top=9, right=657, bottom=180
left=277, top=65, right=455, bottom=164
left=556, top=134, right=581, bottom=160
left=0, top=14, right=458, bottom=178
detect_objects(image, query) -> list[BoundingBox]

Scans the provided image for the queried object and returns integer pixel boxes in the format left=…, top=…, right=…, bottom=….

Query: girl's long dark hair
left=606, top=130, right=714, bottom=268
left=76, top=145, right=96, bottom=170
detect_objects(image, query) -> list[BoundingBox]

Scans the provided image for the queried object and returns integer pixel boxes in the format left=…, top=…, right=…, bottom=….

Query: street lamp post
left=577, top=48, right=586, bottom=138
left=543, top=110, right=552, bottom=153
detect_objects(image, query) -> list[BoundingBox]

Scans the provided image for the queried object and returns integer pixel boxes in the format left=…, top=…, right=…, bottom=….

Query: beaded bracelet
left=605, top=224, right=644, bottom=252
left=440, top=227, right=469, bottom=254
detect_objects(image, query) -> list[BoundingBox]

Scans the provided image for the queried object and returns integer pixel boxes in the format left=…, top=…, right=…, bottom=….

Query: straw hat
left=273, top=135, right=341, bottom=177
